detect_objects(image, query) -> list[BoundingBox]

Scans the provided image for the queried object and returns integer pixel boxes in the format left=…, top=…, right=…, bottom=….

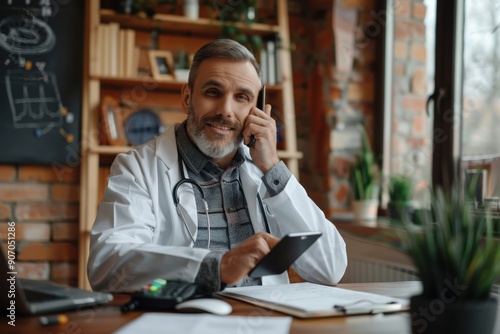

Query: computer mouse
left=175, top=298, right=232, bottom=315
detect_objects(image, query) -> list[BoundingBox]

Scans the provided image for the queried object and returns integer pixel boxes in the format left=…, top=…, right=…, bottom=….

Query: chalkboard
left=0, top=0, right=84, bottom=168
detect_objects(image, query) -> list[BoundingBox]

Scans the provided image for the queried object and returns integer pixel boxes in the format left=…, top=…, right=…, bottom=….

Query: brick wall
left=291, top=0, right=429, bottom=216
left=290, top=0, right=379, bottom=216
left=0, top=165, right=79, bottom=286
left=390, top=0, right=430, bottom=184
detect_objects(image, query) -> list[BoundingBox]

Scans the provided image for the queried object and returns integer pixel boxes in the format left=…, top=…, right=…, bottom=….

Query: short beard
left=186, top=103, right=243, bottom=159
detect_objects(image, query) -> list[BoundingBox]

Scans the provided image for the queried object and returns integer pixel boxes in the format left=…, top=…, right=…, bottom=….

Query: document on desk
left=218, top=282, right=410, bottom=318
left=113, top=313, right=292, bottom=334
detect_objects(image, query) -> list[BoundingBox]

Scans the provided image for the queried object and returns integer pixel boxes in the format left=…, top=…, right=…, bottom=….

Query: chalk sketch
left=0, top=15, right=56, bottom=54
left=0, top=13, right=62, bottom=137
left=5, top=69, right=62, bottom=135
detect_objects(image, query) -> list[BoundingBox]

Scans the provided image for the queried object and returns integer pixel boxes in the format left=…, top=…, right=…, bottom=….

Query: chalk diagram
left=0, top=15, right=71, bottom=139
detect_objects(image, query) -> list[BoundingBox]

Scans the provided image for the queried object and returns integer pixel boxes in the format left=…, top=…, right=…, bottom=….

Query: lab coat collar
left=155, top=124, right=179, bottom=170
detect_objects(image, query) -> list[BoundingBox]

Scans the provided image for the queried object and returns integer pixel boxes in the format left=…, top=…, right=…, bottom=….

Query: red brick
left=394, top=41, right=408, bottom=59
left=394, top=62, right=405, bottom=76
left=394, top=0, right=411, bottom=17
left=51, top=184, right=80, bottom=202
left=15, top=203, right=79, bottom=221
left=0, top=184, right=49, bottom=202
left=413, top=2, right=427, bottom=20
left=412, top=116, right=426, bottom=135
left=19, top=165, right=79, bottom=183
left=395, top=19, right=426, bottom=41
left=411, top=66, right=427, bottom=94
left=0, top=166, right=16, bottom=181
left=17, top=242, right=77, bottom=261
left=410, top=42, right=426, bottom=62
left=0, top=222, right=51, bottom=241
left=395, top=18, right=411, bottom=41
left=403, top=95, right=427, bottom=113
left=52, top=222, right=79, bottom=241
left=17, top=261, right=50, bottom=280
left=410, top=137, right=428, bottom=148
left=0, top=204, right=11, bottom=220
left=52, top=262, right=78, bottom=279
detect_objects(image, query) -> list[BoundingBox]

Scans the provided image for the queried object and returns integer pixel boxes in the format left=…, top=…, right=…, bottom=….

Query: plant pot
left=352, top=199, right=378, bottom=221
left=174, top=69, right=190, bottom=83
left=388, top=202, right=414, bottom=225
left=410, top=295, right=498, bottom=334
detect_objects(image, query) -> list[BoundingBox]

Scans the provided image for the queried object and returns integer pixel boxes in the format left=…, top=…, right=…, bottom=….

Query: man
left=87, top=39, right=347, bottom=294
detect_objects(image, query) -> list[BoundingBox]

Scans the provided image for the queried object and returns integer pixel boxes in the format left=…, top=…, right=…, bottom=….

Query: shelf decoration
left=148, top=50, right=175, bottom=81
left=100, top=95, right=127, bottom=146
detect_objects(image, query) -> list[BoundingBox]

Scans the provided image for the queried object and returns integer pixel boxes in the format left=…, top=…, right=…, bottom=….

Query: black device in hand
left=246, top=85, right=266, bottom=147
left=248, top=231, right=322, bottom=278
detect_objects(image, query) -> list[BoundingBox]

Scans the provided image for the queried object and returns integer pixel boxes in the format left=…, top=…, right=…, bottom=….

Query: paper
left=113, top=313, right=292, bottom=334
left=218, top=282, right=409, bottom=318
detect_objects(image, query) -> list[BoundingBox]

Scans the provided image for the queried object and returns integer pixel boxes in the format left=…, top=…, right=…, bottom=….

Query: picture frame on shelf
left=148, top=50, right=175, bottom=81
left=100, top=96, right=127, bottom=146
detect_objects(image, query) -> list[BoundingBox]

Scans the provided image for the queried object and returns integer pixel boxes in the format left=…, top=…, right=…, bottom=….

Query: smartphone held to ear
left=246, top=85, right=266, bottom=147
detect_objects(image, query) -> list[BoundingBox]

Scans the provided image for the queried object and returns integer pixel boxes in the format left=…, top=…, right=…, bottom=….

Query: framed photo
left=148, top=50, right=175, bottom=81
left=100, top=96, right=126, bottom=146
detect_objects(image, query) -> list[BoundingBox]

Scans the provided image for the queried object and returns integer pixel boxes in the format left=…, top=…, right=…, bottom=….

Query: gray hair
left=188, top=39, right=261, bottom=89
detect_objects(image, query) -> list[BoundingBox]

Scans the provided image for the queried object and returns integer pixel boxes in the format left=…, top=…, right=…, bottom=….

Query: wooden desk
left=3, top=282, right=499, bottom=334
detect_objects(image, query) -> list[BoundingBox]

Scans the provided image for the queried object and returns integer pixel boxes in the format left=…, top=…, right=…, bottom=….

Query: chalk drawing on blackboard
left=0, top=15, right=56, bottom=55
left=5, top=69, right=63, bottom=136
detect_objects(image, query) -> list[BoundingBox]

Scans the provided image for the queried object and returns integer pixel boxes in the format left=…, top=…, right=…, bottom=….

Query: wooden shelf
left=90, top=145, right=303, bottom=160
left=100, top=9, right=280, bottom=37
left=95, top=76, right=283, bottom=92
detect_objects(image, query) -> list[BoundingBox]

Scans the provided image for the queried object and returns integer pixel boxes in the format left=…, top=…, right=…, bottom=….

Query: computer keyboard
left=121, top=279, right=200, bottom=311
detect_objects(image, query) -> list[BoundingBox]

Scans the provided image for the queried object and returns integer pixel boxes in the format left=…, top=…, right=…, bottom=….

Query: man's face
left=182, top=58, right=261, bottom=159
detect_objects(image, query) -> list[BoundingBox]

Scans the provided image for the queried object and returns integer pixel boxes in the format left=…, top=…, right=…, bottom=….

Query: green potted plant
left=349, top=124, right=380, bottom=220
left=387, top=174, right=415, bottom=224
left=401, top=185, right=500, bottom=334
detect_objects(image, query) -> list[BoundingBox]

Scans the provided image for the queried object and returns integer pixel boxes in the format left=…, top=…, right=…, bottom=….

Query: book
left=259, top=46, right=268, bottom=84
left=218, top=282, right=409, bottom=318
left=266, top=40, right=276, bottom=85
left=108, top=22, right=120, bottom=77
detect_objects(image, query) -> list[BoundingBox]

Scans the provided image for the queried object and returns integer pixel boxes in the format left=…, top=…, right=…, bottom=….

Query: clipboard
left=218, top=282, right=409, bottom=318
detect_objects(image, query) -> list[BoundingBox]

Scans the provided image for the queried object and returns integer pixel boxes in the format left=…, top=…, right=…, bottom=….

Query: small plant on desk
left=401, top=184, right=500, bottom=334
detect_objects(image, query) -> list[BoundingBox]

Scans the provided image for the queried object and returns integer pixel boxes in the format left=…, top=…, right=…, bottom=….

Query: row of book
left=259, top=39, right=281, bottom=85
left=93, top=23, right=139, bottom=78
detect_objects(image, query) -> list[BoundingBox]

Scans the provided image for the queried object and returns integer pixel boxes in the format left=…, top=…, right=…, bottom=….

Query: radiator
left=341, top=258, right=419, bottom=283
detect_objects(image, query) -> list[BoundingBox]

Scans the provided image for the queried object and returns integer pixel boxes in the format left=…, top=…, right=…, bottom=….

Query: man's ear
left=181, top=84, right=190, bottom=114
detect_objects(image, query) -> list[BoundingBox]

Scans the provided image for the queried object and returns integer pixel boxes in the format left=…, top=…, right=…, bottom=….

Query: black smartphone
left=246, top=85, right=266, bottom=147
left=248, top=231, right=322, bottom=278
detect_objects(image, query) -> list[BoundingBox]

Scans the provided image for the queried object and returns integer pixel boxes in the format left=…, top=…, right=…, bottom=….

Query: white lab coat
left=87, top=124, right=347, bottom=292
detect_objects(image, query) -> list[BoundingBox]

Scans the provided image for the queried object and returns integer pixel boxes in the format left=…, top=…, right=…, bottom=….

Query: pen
left=39, top=314, right=69, bottom=326
left=333, top=301, right=402, bottom=314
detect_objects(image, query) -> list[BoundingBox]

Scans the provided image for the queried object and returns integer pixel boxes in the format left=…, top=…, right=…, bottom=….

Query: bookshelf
left=78, top=0, right=302, bottom=289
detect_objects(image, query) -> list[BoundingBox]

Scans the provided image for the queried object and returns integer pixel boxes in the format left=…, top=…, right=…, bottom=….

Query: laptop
left=0, top=246, right=113, bottom=315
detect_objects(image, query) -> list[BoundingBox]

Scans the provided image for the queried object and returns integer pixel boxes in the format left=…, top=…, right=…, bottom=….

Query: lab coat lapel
left=240, top=166, right=267, bottom=233
left=158, top=124, right=198, bottom=244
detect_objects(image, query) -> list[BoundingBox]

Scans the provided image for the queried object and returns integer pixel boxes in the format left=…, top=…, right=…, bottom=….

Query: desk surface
left=3, top=281, right=499, bottom=334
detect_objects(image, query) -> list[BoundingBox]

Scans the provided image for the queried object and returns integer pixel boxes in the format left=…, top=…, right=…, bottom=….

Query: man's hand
left=243, top=104, right=280, bottom=174
left=220, top=232, right=280, bottom=284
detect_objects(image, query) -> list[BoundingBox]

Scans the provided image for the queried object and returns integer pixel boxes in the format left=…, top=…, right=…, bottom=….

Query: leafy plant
left=401, top=185, right=500, bottom=300
left=349, top=124, right=379, bottom=200
left=388, top=174, right=413, bottom=204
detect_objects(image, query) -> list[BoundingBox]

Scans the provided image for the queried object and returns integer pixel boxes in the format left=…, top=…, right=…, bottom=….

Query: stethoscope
left=173, top=152, right=212, bottom=249
left=172, top=152, right=270, bottom=250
